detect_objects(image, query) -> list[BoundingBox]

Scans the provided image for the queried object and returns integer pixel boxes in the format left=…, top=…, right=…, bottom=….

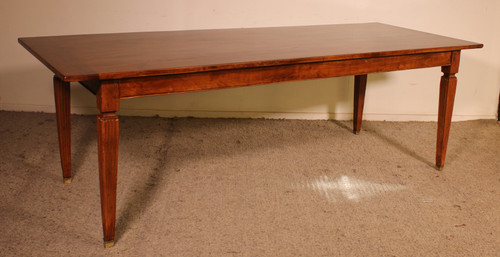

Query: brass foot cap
left=63, top=177, right=72, bottom=184
left=436, top=165, right=444, bottom=171
left=104, top=240, right=115, bottom=248
left=354, top=131, right=360, bottom=135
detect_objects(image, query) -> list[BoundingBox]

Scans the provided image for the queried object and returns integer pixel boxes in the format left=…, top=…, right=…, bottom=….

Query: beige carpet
left=0, top=111, right=499, bottom=256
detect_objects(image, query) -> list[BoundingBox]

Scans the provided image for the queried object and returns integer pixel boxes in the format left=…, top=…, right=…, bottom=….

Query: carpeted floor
left=0, top=111, right=499, bottom=256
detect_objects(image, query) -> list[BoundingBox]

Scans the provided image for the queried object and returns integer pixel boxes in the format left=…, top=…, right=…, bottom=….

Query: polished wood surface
left=53, top=76, right=72, bottom=183
left=19, top=23, right=482, bottom=81
left=18, top=23, right=482, bottom=247
left=96, top=80, right=120, bottom=247
left=436, top=51, right=461, bottom=170
left=118, top=51, right=453, bottom=99
left=97, top=112, right=119, bottom=247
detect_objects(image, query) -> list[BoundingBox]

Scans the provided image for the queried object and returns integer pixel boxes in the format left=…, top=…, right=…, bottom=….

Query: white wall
left=1, top=0, right=499, bottom=121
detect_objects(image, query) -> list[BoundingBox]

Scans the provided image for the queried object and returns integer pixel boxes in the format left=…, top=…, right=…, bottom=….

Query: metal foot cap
left=104, top=240, right=115, bottom=248
left=63, top=177, right=72, bottom=184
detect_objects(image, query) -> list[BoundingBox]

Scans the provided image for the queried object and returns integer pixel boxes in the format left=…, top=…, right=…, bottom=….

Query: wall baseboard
left=0, top=103, right=495, bottom=121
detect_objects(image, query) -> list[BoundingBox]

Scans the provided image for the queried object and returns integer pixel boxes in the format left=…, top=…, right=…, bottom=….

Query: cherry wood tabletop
left=19, top=23, right=482, bottom=82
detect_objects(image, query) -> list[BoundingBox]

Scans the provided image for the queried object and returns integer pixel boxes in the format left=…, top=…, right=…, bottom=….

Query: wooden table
left=18, top=23, right=482, bottom=247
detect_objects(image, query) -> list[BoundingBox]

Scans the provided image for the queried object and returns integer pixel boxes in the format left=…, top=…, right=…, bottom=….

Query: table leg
left=353, top=74, right=367, bottom=134
left=97, top=112, right=119, bottom=248
left=96, top=80, right=120, bottom=248
left=436, top=51, right=461, bottom=170
left=53, top=76, right=72, bottom=183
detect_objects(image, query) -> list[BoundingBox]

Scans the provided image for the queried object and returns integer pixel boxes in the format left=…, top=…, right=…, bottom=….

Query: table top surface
left=19, top=23, right=482, bottom=82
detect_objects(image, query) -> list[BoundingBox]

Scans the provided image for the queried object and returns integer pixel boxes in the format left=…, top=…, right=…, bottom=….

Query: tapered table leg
left=97, top=112, right=119, bottom=248
left=53, top=76, right=72, bottom=183
left=96, top=80, right=120, bottom=248
left=353, top=74, right=368, bottom=134
left=436, top=51, right=461, bottom=170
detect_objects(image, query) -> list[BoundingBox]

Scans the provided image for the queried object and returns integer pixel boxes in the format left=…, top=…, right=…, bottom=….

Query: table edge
left=84, top=46, right=484, bottom=82
left=18, top=27, right=483, bottom=82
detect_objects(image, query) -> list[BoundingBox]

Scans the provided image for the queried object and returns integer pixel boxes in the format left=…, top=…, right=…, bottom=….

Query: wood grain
left=436, top=51, right=461, bottom=169
left=97, top=80, right=120, bottom=112
left=18, top=23, right=482, bottom=82
left=97, top=112, right=119, bottom=245
left=118, top=52, right=452, bottom=99
left=96, top=80, right=120, bottom=245
left=53, top=76, right=71, bottom=182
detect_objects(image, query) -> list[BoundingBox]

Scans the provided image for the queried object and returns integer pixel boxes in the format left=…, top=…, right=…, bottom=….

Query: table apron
left=117, top=51, right=453, bottom=99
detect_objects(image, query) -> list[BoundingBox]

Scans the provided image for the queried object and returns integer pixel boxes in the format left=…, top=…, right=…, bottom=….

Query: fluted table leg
left=96, top=80, right=120, bottom=247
